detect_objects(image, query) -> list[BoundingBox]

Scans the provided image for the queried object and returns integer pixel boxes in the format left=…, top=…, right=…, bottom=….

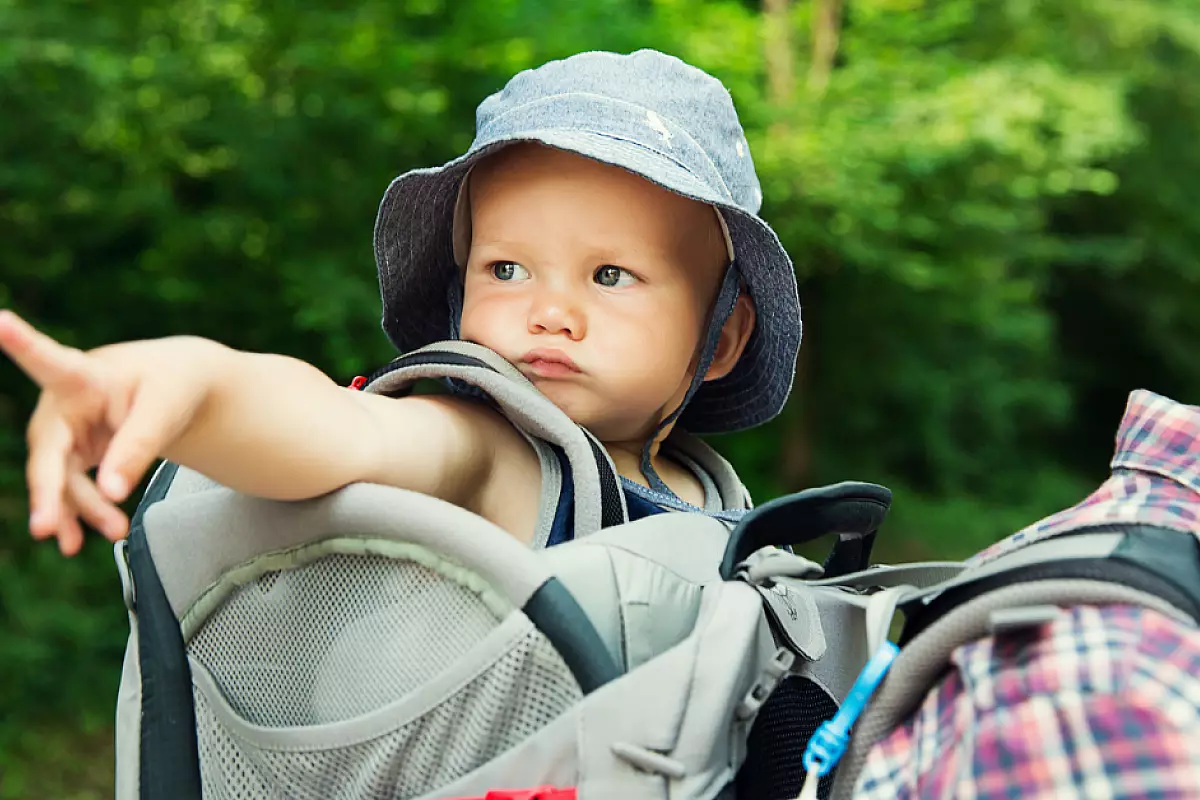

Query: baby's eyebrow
left=464, top=240, right=529, bottom=259
left=466, top=238, right=515, bottom=249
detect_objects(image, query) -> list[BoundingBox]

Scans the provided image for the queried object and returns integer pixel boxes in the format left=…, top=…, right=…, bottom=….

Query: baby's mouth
left=520, top=348, right=582, bottom=378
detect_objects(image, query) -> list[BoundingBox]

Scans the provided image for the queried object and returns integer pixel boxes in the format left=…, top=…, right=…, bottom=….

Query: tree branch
left=808, top=0, right=843, bottom=95
left=763, top=0, right=795, bottom=107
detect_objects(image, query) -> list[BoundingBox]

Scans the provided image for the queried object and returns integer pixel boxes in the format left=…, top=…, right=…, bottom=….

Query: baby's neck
left=604, top=437, right=706, bottom=508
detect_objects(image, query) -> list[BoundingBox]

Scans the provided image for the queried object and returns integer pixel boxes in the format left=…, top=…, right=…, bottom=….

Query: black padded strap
left=579, top=428, right=626, bottom=529
left=720, top=481, right=892, bottom=580
left=898, top=524, right=1200, bottom=645
left=821, top=532, right=877, bottom=580
left=369, top=348, right=627, bottom=529
left=125, top=462, right=203, bottom=800
left=522, top=578, right=622, bottom=692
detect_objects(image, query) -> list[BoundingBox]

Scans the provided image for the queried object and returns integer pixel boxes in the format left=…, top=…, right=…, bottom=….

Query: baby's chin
left=528, top=383, right=601, bottom=426
left=498, top=361, right=665, bottom=441
left=527, top=379, right=589, bottom=415
left=541, top=394, right=659, bottom=445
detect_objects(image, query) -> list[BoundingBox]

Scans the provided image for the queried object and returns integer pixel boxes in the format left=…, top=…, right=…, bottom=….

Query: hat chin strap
left=639, top=262, right=741, bottom=499
left=448, top=279, right=465, bottom=340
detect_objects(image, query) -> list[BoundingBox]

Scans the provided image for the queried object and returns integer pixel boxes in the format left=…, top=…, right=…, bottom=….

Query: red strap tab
left=486, top=790, right=575, bottom=800
left=349, top=375, right=367, bottom=390
left=445, top=788, right=576, bottom=800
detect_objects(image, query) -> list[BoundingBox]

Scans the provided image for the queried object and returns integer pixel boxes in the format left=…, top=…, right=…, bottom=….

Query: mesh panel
left=188, top=553, right=583, bottom=799
left=735, top=676, right=839, bottom=800
left=194, top=626, right=582, bottom=800
left=188, top=553, right=507, bottom=726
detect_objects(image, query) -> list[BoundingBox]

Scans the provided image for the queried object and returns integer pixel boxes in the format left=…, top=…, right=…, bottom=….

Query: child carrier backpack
left=112, top=342, right=1200, bottom=800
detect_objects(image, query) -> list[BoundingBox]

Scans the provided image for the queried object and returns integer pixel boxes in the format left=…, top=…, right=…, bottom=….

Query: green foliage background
left=1, top=0, right=1198, bottom=795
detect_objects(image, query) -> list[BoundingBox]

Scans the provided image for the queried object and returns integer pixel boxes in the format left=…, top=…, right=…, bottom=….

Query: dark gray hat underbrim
left=373, top=131, right=801, bottom=434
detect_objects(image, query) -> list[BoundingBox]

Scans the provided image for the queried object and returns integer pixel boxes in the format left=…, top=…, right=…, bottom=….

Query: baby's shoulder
left=405, top=392, right=544, bottom=540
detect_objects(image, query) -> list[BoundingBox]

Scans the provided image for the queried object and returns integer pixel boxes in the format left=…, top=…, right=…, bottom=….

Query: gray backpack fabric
left=112, top=341, right=802, bottom=800
left=111, top=342, right=1200, bottom=800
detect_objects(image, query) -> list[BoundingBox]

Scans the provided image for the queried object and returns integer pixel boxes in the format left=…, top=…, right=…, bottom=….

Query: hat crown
left=474, top=50, right=763, bottom=214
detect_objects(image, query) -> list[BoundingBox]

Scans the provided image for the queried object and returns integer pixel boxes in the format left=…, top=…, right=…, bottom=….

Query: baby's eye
left=594, top=265, right=636, bottom=288
left=490, top=261, right=530, bottom=282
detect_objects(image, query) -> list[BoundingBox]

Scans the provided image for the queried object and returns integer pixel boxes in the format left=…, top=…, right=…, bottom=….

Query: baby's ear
left=704, top=294, right=756, bottom=382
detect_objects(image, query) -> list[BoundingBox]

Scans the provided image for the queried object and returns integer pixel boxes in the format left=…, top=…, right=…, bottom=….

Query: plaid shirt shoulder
left=855, top=390, right=1200, bottom=799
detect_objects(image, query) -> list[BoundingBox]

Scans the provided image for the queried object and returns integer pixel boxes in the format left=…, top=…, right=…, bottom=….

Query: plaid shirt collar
left=1110, top=389, right=1200, bottom=495
left=975, top=389, right=1200, bottom=564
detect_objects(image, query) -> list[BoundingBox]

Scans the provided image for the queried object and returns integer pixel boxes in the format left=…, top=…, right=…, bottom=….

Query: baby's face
left=459, top=144, right=729, bottom=442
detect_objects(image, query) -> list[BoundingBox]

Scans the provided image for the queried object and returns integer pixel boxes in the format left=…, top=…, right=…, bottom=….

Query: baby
left=1, top=49, right=801, bottom=554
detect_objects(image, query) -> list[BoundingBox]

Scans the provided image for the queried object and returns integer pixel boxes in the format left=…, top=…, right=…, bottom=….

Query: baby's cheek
left=458, top=295, right=506, bottom=341
left=646, top=345, right=690, bottom=375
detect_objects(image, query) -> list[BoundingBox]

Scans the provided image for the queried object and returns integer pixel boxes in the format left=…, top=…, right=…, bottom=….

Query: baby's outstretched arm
left=0, top=310, right=534, bottom=555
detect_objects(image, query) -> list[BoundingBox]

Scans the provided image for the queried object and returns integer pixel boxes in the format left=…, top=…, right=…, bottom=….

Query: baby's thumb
left=97, top=382, right=196, bottom=502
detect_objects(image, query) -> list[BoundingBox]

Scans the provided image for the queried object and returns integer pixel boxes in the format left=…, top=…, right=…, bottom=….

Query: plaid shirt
left=855, top=390, right=1200, bottom=799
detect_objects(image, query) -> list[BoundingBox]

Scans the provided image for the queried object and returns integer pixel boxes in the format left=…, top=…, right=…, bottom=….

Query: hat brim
left=373, top=131, right=800, bottom=434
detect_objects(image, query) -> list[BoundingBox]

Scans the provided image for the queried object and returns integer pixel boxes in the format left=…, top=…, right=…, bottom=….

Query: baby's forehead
left=457, top=145, right=733, bottom=269
left=469, top=144, right=669, bottom=205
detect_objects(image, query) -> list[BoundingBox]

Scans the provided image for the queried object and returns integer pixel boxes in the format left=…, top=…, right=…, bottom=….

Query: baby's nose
left=527, top=288, right=586, bottom=339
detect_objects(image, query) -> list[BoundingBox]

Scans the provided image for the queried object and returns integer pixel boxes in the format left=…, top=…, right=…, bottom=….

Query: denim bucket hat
left=373, top=49, right=801, bottom=434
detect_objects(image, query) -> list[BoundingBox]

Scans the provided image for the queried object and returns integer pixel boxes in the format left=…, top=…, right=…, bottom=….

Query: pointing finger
left=0, top=310, right=97, bottom=394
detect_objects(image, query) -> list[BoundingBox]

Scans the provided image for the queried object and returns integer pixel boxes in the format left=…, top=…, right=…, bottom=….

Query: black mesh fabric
left=735, top=676, right=840, bottom=800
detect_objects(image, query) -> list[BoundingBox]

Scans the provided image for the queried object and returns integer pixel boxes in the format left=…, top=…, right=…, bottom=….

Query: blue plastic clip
left=801, top=641, right=900, bottom=779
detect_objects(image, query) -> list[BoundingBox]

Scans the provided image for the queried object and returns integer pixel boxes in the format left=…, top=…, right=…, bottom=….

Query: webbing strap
left=445, top=788, right=576, bottom=800
left=864, top=586, right=911, bottom=658
left=805, top=562, right=967, bottom=591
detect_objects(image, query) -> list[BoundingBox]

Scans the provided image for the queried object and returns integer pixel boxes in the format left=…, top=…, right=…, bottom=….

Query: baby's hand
left=0, top=310, right=219, bottom=555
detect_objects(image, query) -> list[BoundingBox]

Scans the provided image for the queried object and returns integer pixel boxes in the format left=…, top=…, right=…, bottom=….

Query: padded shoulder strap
left=664, top=429, right=754, bottom=512
left=363, top=340, right=628, bottom=538
left=897, top=524, right=1200, bottom=643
